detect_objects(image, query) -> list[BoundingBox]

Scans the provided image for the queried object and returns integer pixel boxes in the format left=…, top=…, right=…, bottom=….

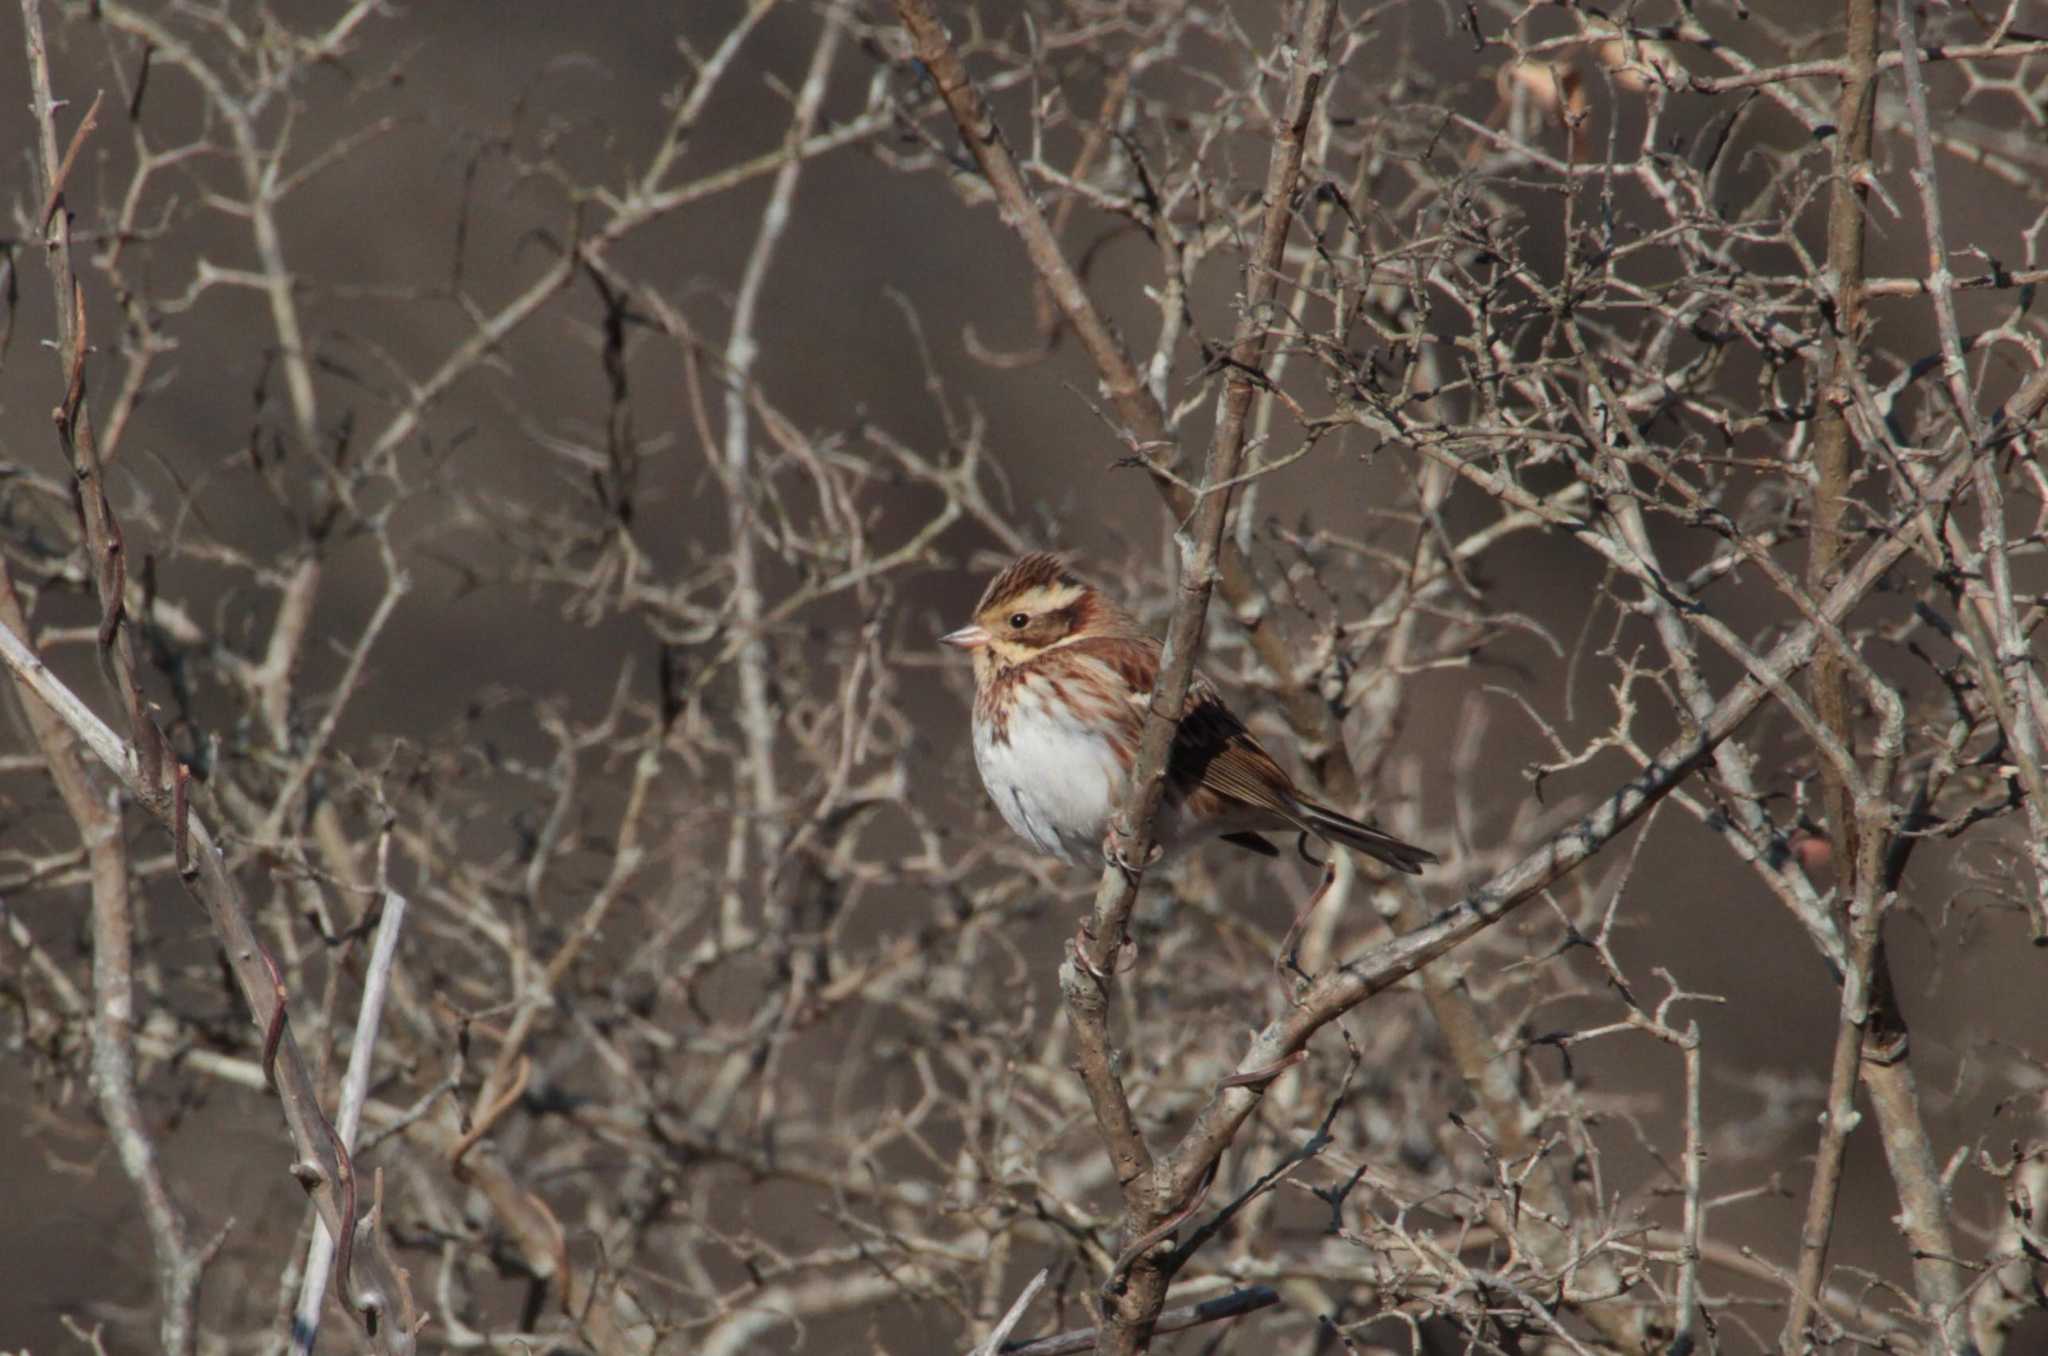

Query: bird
left=942, top=552, right=1436, bottom=875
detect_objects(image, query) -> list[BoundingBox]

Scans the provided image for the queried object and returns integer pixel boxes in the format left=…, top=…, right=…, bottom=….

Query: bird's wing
left=1170, top=679, right=1302, bottom=818
left=1063, top=633, right=1435, bottom=873
left=1064, top=635, right=1300, bottom=818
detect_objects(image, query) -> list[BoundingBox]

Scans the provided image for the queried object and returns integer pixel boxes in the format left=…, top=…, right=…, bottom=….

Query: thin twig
left=290, top=886, right=410, bottom=1355
left=970, top=1269, right=1048, bottom=1356
left=716, top=0, right=845, bottom=940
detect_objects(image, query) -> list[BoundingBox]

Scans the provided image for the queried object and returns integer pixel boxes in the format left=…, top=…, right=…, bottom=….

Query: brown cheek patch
left=1019, top=607, right=1078, bottom=646
left=1068, top=593, right=1113, bottom=637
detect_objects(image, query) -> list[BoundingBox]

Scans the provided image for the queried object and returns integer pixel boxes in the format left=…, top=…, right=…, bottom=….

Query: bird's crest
left=976, top=552, right=1078, bottom=612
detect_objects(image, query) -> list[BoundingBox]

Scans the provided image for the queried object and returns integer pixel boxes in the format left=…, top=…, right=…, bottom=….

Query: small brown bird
left=943, top=553, right=1435, bottom=874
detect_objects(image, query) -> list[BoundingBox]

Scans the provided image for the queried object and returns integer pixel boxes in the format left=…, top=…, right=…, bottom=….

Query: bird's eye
left=1009, top=613, right=1028, bottom=629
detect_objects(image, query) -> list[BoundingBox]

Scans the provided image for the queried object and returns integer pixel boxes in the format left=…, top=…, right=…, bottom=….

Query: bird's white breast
left=973, top=674, right=1124, bottom=865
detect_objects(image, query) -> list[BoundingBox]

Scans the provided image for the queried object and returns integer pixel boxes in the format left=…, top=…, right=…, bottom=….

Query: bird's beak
left=942, top=624, right=991, bottom=651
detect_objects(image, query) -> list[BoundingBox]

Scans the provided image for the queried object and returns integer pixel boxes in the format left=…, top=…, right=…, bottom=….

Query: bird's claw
left=1275, top=860, right=1340, bottom=983
left=1072, top=915, right=1140, bottom=979
left=1102, top=822, right=1162, bottom=882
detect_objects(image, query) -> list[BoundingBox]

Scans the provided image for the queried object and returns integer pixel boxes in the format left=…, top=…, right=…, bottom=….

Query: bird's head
left=942, top=552, right=1122, bottom=675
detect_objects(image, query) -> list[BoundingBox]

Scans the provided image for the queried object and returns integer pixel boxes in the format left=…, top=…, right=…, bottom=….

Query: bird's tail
left=1293, top=798, right=1437, bottom=875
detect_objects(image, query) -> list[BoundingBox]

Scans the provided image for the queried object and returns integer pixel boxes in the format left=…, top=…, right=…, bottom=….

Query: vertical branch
left=1890, top=0, right=2048, bottom=942
left=83, top=783, right=205, bottom=1356
left=14, top=5, right=206, bottom=1349
left=1070, top=5, right=1340, bottom=1352
left=22, top=11, right=160, bottom=798
left=717, top=0, right=845, bottom=938
left=1784, top=3, right=1880, bottom=1347
left=1840, top=12, right=2000, bottom=1351
left=11, top=4, right=420, bottom=1347
left=1786, top=873, right=1884, bottom=1356
left=1804, top=0, right=1878, bottom=882
left=1860, top=1040, right=1971, bottom=1354
left=1081, top=0, right=1340, bottom=966
left=289, top=880, right=409, bottom=1356
left=1671, top=1018, right=1705, bottom=1356
left=0, top=562, right=207, bottom=1356
left=897, top=0, right=1343, bottom=1348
